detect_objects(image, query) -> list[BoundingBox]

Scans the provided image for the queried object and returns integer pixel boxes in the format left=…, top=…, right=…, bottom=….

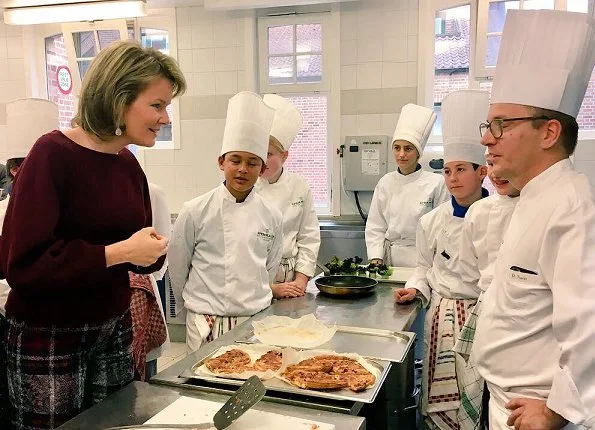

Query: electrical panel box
left=343, top=135, right=389, bottom=191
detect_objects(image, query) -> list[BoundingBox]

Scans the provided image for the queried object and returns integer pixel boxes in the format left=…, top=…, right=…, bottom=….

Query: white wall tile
left=184, top=72, right=196, bottom=96
left=356, top=38, right=383, bottom=63
left=192, top=24, right=214, bottom=49
left=382, top=62, right=408, bottom=88
left=357, top=12, right=383, bottom=40
left=341, top=115, right=358, bottom=137
left=407, top=35, right=418, bottom=61
left=175, top=165, right=199, bottom=189
left=144, top=148, right=175, bottom=166
left=0, top=22, right=5, bottom=38
left=145, top=165, right=175, bottom=191
left=341, top=65, right=357, bottom=90
left=0, top=41, right=7, bottom=60
left=408, top=9, right=418, bottom=35
left=340, top=40, right=356, bottom=66
left=195, top=72, right=216, bottom=96
left=193, top=48, right=215, bottom=73
left=409, top=0, right=419, bottom=10
left=383, top=0, right=408, bottom=11
left=5, top=25, right=21, bottom=37
left=6, top=37, right=22, bottom=59
left=178, top=49, right=193, bottom=74
left=213, top=21, right=238, bottom=48
left=215, top=71, right=237, bottom=94
left=381, top=113, right=399, bottom=136
left=356, top=63, right=382, bottom=89
left=190, top=7, right=214, bottom=25
left=176, top=7, right=191, bottom=27
left=0, top=61, right=8, bottom=81
left=407, top=61, right=417, bottom=86
left=7, top=58, right=23, bottom=81
left=237, top=71, right=248, bottom=91
left=382, top=37, right=408, bottom=62
left=235, top=46, right=246, bottom=70
left=180, top=120, right=196, bottom=147
left=383, top=11, right=408, bottom=39
left=357, top=114, right=382, bottom=135
left=177, top=26, right=192, bottom=50
left=214, top=47, right=237, bottom=71
left=340, top=12, right=357, bottom=41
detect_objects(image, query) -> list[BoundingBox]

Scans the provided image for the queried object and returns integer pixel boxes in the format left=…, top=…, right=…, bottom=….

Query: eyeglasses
left=479, top=116, right=550, bottom=139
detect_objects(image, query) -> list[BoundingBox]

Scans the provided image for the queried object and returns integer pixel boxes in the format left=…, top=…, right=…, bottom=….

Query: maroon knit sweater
left=0, top=130, right=165, bottom=325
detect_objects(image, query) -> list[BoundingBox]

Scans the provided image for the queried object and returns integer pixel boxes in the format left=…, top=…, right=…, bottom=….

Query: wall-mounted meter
left=343, top=135, right=389, bottom=191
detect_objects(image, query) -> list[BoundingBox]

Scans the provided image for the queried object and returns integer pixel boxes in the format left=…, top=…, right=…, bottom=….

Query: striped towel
left=424, top=295, right=479, bottom=430
left=203, top=315, right=250, bottom=343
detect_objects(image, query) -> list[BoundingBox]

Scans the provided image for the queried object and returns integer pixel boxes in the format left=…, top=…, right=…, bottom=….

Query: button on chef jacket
left=454, top=193, right=518, bottom=297
left=474, top=160, right=595, bottom=427
left=168, top=183, right=283, bottom=317
left=365, top=168, right=449, bottom=267
left=255, top=171, right=320, bottom=277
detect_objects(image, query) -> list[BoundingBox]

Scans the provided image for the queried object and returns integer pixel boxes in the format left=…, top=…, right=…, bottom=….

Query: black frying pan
left=314, top=275, right=378, bottom=297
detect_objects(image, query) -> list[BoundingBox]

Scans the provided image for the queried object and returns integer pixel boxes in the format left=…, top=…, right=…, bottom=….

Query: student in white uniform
left=451, top=159, right=520, bottom=428
left=366, top=104, right=449, bottom=268
left=395, top=90, right=489, bottom=430
left=169, top=92, right=283, bottom=354
left=473, top=9, right=595, bottom=430
left=256, top=94, right=320, bottom=299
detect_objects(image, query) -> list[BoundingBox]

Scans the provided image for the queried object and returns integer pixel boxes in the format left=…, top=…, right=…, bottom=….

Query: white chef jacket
left=405, top=199, right=478, bottom=304
left=366, top=168, right=449, bottom=267
left=168, top=183, right=283, bottom=317
left=454, top=194, right=518, bottom=297
left=255, top=170, right=320, bottom=277
left=474, top=159, right=595, bottom=427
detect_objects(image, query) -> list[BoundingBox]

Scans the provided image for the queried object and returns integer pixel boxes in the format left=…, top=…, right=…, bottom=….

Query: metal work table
left=57, top=382, right=366, bottom=430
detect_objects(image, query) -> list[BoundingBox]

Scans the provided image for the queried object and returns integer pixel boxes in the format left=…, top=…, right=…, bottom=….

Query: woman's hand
left=106, top=227, right=168, bottom=267
left=394, top=287, right=417, bottom=303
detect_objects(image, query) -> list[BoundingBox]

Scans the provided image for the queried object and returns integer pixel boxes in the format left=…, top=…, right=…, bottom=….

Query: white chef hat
left=221, top=91, right=275, bottom=162
left=392, top=104, right=436, bottom=155
left=263, top=94, right=303, bottom=151
left=442, top=90, right=489, bottom=165
left=6, top=98, right=59, bottom=162
left=491, top=9, right=595, bottom=118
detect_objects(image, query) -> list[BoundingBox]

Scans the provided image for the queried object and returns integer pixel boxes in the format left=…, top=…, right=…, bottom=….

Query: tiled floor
left=156, top=342, right=187, bottom=373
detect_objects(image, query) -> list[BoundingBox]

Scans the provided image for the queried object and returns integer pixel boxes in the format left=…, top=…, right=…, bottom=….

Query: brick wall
left=433, top=70, right=469, bottom=104
left=577, top=77, right=595, bottom=130
left=284, top=95, right=328, bottom=207
left=45, top=34, right=75, bottom=129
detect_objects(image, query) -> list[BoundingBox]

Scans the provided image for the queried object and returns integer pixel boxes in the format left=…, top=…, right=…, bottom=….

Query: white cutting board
left=376, top=266, right=415, bottom=284
left=145, top=396, right=335, bottom=430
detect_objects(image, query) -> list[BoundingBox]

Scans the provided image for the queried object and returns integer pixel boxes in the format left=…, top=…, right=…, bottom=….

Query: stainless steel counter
left=57, top=382, right=366, bottom=430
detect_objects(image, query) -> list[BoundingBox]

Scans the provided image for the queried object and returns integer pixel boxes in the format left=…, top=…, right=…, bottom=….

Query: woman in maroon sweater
left=0, top=41, right=185, bottom=429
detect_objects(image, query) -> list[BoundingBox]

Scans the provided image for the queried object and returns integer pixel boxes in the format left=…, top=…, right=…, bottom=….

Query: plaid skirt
left=4, top=310, right=134, bottom=430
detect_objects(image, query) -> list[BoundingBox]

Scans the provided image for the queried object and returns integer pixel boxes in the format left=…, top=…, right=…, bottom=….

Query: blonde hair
left=73, top=40, right=186, bottom=140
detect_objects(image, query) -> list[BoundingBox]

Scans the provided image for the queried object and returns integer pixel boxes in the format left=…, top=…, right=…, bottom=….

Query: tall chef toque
left=6, top=98, right=59, bottom=162
left=491, top=9, right=595, bottom=117
left=221, top=91, right=275, bottom=162
left=443, top=90, right=489, bottom=165
left=392, top=104, right=436, bottom=156
left=263, top=94, right=303, bottom=151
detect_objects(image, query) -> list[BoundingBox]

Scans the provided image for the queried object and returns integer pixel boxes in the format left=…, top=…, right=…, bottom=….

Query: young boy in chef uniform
left=450, top=158, right=520, bottom=428
left=366, top=104, right=449, bottom=268
left=169, top=92, right=283, bottom=354
left=394, top=89, right=489, bottom=430
left=255, top=94, right=320, bottom=299
left=473, top=9, right=595, bottom=429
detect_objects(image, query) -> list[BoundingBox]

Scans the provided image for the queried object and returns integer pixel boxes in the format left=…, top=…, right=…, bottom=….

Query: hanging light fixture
left=3, top=0, right=147, bottom=25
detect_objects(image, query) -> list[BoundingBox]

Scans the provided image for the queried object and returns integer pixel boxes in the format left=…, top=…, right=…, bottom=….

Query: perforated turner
left=213, top=375, right=266, bottom=429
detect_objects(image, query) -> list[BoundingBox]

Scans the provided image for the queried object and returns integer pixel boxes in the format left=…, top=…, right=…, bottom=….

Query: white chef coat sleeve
left=294, top=187, right=320, bottom=277
left=455, top=209, right=482, bottom=297
left=267, top=214, right=284, bottom=286
left=542, top=201, right=595, bottom=426
left=434, top=179, right=450, bottom=207
left=148, top=183, right=171, bottom=281
left=404, top=217, right=433, bottom=306
left=167, top=204, right=195, bottom=315
left=365, top=180, right=388, bottom=260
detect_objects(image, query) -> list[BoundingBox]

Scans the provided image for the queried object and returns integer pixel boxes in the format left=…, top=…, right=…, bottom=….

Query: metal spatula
left=213, top=375, right=266, bottom=429
left=104, top=376, right=266, bottom=430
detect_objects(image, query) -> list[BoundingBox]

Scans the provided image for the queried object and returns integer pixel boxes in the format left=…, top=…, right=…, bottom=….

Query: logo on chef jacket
left=257, top=229, right=275, bottom=242
left=291, top=197, right=304, bottom=208
left=419, top=199, right=432, bottom=207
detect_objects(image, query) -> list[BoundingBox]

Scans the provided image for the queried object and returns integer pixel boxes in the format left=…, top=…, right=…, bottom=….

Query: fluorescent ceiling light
left=3, top=0, right=147, bottom=25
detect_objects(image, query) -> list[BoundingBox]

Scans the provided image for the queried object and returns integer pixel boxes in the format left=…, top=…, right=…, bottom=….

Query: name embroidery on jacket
left=291, top=197, right=304, bottom=207
left=419, top=199, right=433, bottom=207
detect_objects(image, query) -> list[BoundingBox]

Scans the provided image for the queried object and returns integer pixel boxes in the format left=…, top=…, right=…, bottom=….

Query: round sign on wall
left=56, top=66, right=72, bottom=95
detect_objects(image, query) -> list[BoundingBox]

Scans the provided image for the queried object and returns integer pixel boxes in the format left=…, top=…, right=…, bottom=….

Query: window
left=258, top=13, right=335, bottom=214
left=45, top=34, right=76, bottom=129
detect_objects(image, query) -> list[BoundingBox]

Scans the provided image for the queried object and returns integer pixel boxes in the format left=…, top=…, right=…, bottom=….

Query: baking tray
left=179, top=349, right=391, bottom=404
left=236, top=326, right=415, bottom=364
